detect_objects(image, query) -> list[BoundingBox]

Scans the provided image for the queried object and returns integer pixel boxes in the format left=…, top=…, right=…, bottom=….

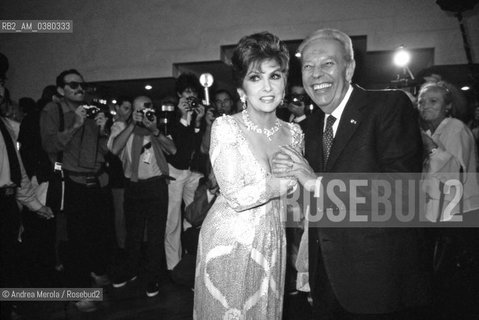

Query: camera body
left=83, top=105, right=101, bottom=119
left=186, top=96, right=201, bottom=110
left=284, top=94, right=307, bottom=107
left=138, top=107, right=156, bottom=121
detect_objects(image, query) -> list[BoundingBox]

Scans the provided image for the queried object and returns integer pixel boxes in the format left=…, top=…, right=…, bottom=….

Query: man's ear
left=346, top=60, right=356, bottom=83
left=57, top=86, right=64, bottom=97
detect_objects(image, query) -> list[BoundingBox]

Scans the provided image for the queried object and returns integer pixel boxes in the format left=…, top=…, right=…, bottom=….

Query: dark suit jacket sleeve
left=376, top=90, right=422, bottom=173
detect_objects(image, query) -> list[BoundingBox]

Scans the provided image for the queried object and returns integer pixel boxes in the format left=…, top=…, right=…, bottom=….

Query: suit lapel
left=326, top=87, right=367, bottom=171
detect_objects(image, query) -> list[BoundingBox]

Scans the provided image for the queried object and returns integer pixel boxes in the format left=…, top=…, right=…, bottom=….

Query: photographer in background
left=1, top=58, right=53, bottom=320
left=40, top=69, right=111, bottom=312
left=213, top=89, right=236, bottom=115
left=277, top=82, right=310, bottom=131
left=165, top=73, right=205, bottom=271
left=107, top=97, right=132, bottom=252
left=157, top=95, right=178, bottom=136
left=200, top=89, right=236, bottom=155
left=171, top=166, right=218, bottom=289
left=108, top=95, right=176, bottom=298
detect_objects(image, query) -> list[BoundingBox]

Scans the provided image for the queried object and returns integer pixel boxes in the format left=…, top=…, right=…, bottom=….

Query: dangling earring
left=241, top=97, right=247, bottom=110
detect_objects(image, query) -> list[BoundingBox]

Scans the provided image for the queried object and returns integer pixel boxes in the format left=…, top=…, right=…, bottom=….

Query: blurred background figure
left=276, top=81, right=312, bottom=131
left=107, top=97, right=133, bottom=252
left=421, top=73, right=470, bottom=123
left=418, top=80, right=479, bottom=319
left=419, top=81, right=479, bottom=221
left=213, top=89, right=236, bottom=115
left=467, top=101, right=479, bottom=154
left=165, top=73, right=205, bottom=272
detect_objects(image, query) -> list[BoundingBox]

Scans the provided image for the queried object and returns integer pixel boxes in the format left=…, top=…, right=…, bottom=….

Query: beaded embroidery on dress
left=194, top=115, right=303, bottom=320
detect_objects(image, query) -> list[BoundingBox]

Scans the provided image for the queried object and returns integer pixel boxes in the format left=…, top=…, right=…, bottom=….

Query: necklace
left=242, top=109, right=282, bottom=141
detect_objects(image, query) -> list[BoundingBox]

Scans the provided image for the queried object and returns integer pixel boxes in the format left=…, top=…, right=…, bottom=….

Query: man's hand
left=132, top=109, right=143, bottom=124
left=94, top=111, right=107, bottom=133
left=287, top=102, right=306, bottom=118
left=178, top=97, right=192, bottom=118
left=73, top=105, right=87, bottom=128
left=272, top=145, right=316, bottom=190
left=194, top=104, right=206, bottom=120
left=36, top=205, right=54, bottom=219
left=143, top=114, right=158, bottom=133
left=205, top=108, right=216, bottom=126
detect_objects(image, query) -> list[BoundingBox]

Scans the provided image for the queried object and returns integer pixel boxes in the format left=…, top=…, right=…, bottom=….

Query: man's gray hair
left=297, top=28, right=354, bottom=63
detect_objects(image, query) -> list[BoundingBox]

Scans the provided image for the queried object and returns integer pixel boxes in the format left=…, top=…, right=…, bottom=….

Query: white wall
left=1, top=0, right=478, bottom=100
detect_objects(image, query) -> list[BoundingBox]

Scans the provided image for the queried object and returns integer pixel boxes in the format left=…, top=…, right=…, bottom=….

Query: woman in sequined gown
left=194, top=32, right=303, bottom=320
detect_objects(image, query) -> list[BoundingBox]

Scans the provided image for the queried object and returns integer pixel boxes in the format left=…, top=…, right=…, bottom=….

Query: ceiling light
left=461, top=86, right=470, bottom=91
left=145, top=85, right=152, bottom=90
left=112, top=99, right=117, bottom=104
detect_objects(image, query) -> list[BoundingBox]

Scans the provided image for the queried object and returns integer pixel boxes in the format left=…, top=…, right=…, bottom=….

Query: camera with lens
left=284, top=94, right=307, bottom=107
left=138, top=107, right=156, bottom=122
left=83, top=105, right=101, bottom=119
left=186, top=96, right=201, bottom=110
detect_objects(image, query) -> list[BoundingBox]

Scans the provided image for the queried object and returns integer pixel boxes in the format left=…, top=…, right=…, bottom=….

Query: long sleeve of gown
left=209, top=117, right=281, bottom=212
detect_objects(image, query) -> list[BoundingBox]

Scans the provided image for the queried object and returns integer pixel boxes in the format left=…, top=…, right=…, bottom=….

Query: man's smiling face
left=301, top=38, right=355, bottom=114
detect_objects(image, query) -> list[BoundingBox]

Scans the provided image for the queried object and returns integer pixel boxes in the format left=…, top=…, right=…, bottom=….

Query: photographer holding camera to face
left=40, top=69, right=111, bottom=312
left=108, top=95, right=176, bottom=298
left=282, top=82, right=310, bottom=132
left=165, top=72, right=206, bottom=272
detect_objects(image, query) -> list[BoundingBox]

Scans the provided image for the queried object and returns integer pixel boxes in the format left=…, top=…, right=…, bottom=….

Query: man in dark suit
left=273, top=28, right=431, bottom=319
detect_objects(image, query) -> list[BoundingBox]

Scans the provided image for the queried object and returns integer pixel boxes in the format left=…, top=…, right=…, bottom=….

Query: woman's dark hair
left=231, top=31, right=290, bottom=87
left=175, top=72, right=202, bottom=96
left=19, top=97, right=37, bottom=114
left=116, top=96, right=132, bottom=106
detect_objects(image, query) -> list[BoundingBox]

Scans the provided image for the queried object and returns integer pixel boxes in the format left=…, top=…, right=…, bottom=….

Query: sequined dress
left=194, top=115, right=303, bottom=320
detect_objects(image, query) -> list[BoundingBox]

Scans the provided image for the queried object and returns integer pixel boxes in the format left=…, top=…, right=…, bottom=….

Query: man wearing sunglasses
left=285, top=83, right=310, bottom=132
left=40, top=69, right=110, bottom=312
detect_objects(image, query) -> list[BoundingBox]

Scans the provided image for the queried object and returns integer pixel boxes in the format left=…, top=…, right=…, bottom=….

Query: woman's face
left=417, top=87, right=449, bottom=123
left=238, top=59, right=286, bottom=114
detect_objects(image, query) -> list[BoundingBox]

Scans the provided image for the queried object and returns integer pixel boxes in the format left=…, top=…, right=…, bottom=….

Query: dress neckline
left=224, top=114, right=296, bottom=176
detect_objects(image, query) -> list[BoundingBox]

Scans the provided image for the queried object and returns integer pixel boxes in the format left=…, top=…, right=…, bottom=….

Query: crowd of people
left=1, top=26, right=479, bottom=320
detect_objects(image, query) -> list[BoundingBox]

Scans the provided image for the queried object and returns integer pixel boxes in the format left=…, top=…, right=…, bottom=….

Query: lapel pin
left=350, top=119, right=357, bottom=124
